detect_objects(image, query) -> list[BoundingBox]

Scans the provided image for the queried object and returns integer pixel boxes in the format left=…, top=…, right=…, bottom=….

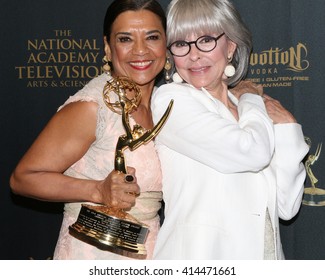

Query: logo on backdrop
left=247, top=42, right=310, bottom=88
left=303, top=137, right=324, bottom=206
left=15, top=29, right=103, bottom=88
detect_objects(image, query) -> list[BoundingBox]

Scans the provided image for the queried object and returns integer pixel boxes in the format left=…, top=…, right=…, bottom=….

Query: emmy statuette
left=303, top=137, right=324, bottom=206
left=69, top=76, right=173, bottom=256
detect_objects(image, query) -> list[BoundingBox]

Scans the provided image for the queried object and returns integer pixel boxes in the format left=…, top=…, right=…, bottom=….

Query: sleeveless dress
left=53, top=73, right=162, bottom=259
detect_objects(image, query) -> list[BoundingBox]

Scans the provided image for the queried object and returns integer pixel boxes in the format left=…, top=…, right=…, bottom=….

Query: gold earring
left=164, top=56, right=173, bottom=82
left=164, top=57, right=172, bottom=71
left=102, top=56, right=111, bottom=74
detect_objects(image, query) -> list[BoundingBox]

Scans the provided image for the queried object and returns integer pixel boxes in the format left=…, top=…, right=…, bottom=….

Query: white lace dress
left=53, top=74, right=162, bottom=259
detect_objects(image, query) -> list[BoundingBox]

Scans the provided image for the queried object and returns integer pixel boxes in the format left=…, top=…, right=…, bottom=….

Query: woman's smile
left=129, top=60, right=153, bottom=70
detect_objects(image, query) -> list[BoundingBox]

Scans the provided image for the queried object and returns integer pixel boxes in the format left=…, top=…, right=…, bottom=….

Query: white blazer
left=152, top=82, right=309, bottom=260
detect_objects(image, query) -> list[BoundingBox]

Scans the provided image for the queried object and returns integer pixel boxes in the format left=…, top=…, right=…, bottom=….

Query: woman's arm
left=10, top=101, right=139, bottom=209
left=273, top=124, right=309, bottom=220
left=152, top=83, right=275, bottom=173
left=263, top=94, right=309, bottom=219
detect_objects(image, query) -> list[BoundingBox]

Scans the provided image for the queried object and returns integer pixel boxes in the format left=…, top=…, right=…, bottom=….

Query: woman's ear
left=227, top=40, right=237, bottom=58
left=103, top=36, right=112, bottom=60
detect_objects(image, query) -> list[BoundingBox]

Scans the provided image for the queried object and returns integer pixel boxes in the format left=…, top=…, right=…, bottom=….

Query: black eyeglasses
left=168, top=32, right=225, bottom=57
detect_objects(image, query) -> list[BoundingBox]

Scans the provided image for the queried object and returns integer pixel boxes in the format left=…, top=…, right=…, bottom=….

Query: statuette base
left=69, top=204, right=149, bottom=255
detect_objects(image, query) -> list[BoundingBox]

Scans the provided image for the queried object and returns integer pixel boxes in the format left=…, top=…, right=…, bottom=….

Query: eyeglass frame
left=168, top=32, right=226, bottom=57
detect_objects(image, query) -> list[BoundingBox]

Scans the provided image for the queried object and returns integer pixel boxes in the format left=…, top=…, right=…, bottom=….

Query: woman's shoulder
left=79, top=73, right=107, bottom=94
left=59, top=74, right=107, bottom=109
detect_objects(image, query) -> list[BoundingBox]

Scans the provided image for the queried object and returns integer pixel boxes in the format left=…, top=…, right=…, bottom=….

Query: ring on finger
left=124, top=174, right=134, bottom=183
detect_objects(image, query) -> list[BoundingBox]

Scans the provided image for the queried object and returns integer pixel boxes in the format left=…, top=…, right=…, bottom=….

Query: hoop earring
left=224, top=56, right=235, bottom=78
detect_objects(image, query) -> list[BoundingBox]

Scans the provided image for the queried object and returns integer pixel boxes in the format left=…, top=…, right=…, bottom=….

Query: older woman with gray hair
left=152, top=0, right=308, bottom=259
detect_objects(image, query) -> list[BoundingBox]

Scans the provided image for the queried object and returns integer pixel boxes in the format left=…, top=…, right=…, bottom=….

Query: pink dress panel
left=53, top=74, right=162, bottom=259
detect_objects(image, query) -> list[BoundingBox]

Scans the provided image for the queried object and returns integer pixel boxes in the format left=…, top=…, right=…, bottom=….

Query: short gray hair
left=167, top=0, right=252, bottom=86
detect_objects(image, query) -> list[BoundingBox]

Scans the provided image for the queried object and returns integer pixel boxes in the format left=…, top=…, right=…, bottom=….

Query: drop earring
left=102, top=56, right=112, bottom=76
left=224, top=56, right=235, bottom=78
left=164, top=56, right=172, bottom=83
